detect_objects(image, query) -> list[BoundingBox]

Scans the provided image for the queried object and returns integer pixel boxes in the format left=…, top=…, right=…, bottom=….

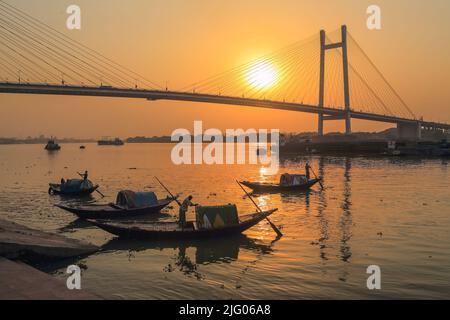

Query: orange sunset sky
left=0, top=0, right=449, bottom=138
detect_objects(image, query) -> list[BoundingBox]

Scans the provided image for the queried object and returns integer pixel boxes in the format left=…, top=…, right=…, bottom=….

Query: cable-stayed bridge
left=0, top=1, right=448, bottom=140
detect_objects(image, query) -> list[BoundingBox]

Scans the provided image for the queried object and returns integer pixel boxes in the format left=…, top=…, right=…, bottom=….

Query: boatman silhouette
left=305, top=162, right=311, bottom=180
left=179, top=195, right=197, bottom=230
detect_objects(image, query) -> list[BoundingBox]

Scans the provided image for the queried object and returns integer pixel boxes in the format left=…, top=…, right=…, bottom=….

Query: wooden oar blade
left=236, top=180, right=283, bottom=237
left=310, top=167, right=324, bottom=189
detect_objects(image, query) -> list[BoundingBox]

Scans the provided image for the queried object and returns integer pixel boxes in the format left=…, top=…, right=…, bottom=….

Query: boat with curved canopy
left=55, top=190, right=173, bottom=219
left=240, top=173, right=321, bottom=192
left=49, top=178, right=98, bottom=196
left=87, top=207, right=278, bottom=240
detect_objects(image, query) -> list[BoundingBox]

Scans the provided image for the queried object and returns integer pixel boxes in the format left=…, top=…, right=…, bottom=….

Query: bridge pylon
left=318, top=25, right=351, bottom=136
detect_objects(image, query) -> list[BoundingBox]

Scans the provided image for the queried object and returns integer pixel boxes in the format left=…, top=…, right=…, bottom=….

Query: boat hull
left=55, top=199, right=172, bottom=219
left=49, top=183, right=99, bottom=196
left=87, top=209, right=277, bottom=240
left=240, top=179, right=320, bottom=192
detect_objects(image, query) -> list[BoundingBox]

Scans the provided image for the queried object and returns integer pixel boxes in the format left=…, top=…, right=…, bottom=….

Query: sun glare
left=246, top=61, right=278, bottom=90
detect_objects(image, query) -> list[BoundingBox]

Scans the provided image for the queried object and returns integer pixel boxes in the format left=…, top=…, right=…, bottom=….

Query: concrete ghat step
left=0, top=218, right=98, bottom=259
left=0, top=257, right=98, bottom=300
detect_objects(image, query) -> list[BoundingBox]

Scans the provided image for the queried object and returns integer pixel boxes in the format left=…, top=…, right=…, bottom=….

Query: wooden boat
left=48, top=181, right=99, bottom=196
left=240, top=178, right=320, bottom=192
left=55, top=198, right=172, bottom=219
left=87, top=209, right=278, bottom=240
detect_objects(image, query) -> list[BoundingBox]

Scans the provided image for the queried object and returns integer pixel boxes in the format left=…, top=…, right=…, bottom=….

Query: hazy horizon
left=1, top=0, right=449, bottom=138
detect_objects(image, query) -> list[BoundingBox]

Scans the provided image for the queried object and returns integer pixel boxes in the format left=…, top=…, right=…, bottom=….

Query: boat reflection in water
left=252, top=155, right=354, bottom=281
left=307, top=156, right=354, bottom=284
left=101, top=234, right=274, bottom=279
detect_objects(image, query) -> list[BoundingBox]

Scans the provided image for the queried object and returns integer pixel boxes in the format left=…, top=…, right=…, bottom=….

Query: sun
left=246, top=60, right=278, bottom=90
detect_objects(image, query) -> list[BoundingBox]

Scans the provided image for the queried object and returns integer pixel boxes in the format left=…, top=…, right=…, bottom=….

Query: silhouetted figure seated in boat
left=179, top=195, right=197, bottom=230
left=61, top=178, right=66, bottom=186
left=279, top=173, right=308, bottom=186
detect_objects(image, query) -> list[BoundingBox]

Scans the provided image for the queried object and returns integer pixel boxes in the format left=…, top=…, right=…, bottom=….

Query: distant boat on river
left=44, top=139, right=61, bottom=151
left=97, top=137, right=124, bottom=146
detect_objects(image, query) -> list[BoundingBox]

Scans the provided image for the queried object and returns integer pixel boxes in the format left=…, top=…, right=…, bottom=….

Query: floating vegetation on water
left=163, top=250, right=204, bottom=281
left=78, top=262, right=88, bottom=271
left=163, top=264, right=174, bottom=273
left=127, top=250, right=136, bottom=261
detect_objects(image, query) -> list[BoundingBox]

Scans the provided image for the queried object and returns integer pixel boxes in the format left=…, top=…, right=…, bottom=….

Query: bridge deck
left=0, top=83, right=448, bottom=130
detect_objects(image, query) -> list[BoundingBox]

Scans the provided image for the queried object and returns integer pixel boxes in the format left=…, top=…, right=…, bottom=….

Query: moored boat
left=241, top=173, right=321, bottom=192
left=49, top=178, right=99, bottom=196
left=55, top=190, right=172, bottom=219
left=87, top=208, right=277, bottom=240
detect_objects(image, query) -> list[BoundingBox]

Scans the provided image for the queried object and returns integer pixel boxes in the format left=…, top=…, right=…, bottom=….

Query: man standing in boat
left=179, top=195, right=197, bottom=230
left=83, top=170, right=88, bottom=180
left=305, top=162, right=311, bottom=180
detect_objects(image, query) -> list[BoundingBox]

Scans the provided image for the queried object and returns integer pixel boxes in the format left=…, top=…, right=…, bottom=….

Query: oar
left=236, top=180, right=282, bottom=237
left=77, top=171, right=105, bottom=197
left=154, top=176, right=181, bottom=206
left=309, top=166, right=324, bottom=189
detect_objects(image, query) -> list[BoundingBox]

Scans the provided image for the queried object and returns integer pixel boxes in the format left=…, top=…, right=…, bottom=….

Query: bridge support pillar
left=318, top=114, right=324, bottom=136
left=397, top=122, right=421, bottom=140
left=341, top=25, right=351, bottom=135
left=318, top=29, right=326, bottom=136
left=317, top=25, right=352, bottom=136
left=345, top=112, right=351, bottom=135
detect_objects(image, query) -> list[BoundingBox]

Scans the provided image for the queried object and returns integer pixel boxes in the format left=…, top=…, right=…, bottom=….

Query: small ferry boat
left=97, top=137, right=124, bottom=146
left=44, top=139, right=61, bottom=151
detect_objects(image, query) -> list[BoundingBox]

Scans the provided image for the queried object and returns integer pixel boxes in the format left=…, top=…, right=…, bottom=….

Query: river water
left=0, top=143, right=449, bottom=299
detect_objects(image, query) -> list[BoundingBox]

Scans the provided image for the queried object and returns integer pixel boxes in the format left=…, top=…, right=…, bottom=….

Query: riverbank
left=0, top=218, right=99, bottom=299
left=280, top=139, right=450, bottom=156
left=0, top=257, right=98, bottom=300
left=0, top=218, right=98, bottom=261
